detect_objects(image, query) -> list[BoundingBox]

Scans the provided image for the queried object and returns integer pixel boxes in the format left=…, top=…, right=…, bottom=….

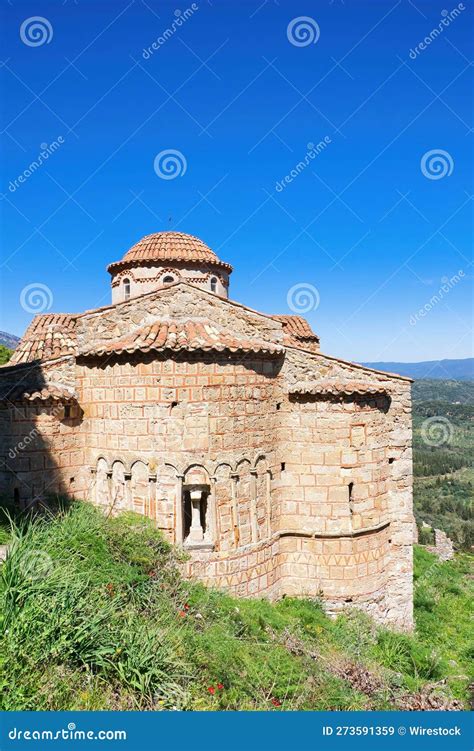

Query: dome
left=108, top=231, right=233, bottom=273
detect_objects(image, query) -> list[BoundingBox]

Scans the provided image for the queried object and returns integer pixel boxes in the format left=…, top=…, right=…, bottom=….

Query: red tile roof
left=272, top=315, right=320, bottom=351
left=9, top=314, right=78, bottom=365
left=0, top=378, right=77, bottom=402
left=22, top=385, right=78, bottom=401
left=108, top=232, right=233, bottom=274
left=80, top=319, right=284, bottom=358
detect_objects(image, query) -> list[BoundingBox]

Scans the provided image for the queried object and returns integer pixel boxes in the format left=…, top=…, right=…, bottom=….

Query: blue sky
left=1, top=0, right=472, bottom=362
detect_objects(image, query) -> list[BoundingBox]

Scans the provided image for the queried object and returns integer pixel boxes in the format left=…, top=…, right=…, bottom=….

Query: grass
left=0, top=501, right=472, bottom=711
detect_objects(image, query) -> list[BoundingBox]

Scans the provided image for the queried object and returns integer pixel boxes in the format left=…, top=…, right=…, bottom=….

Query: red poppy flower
left=217, top=683, right=224, bottom=690
left=184, top=603, right=190, bottom=610
left=271, top=697, right=281, bottom=707
left=178, top=610, right=187, bottom=618
left=207, top=686, right=215, bottom=695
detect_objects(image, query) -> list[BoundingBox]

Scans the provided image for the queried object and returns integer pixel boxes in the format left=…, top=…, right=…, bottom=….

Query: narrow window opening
left=276, top=402, right=281, bottom=411
left=182, top=488, right=210, bottom=545
left=210, top=276, right=217, bottom=292
left=281, top=462, right=286, bottom=472
left=183, top=490, right=192, bottom=540
left=13, top=488, right=20, bottom=505
left=348, top=482, right=354, bottom=514
left=199, top=495, right=208, bottom=533
left=123, top=278, right=130, bottom=301
left=163, top=275, right=174, bottom=284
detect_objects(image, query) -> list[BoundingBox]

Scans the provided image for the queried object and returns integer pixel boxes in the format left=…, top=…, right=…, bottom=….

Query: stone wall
left=76, top=351, right=280, bottom=546
left=0, top=357, right=88, bottom=505
left=268, top=347, right=414, bottom=630
left=77, top=284, right=284, bottom=352
left=0, top=296, right=414, bottom=630
left=431, top=528, right=455, bottom=561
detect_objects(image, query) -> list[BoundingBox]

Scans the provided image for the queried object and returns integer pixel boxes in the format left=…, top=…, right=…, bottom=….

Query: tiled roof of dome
left=108, top=232, right=232, bottom=273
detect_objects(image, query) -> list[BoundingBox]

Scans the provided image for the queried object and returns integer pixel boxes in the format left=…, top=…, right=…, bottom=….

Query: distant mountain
left=0, top=331, right=20, bottom=349
left=360, top=358, right=474, bottom=381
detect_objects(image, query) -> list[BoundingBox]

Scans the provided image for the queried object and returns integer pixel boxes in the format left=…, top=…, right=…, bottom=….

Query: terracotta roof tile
left=22, top=385, right=78, bottom=401
left=0, top=380, right=77, bottom=402
left=81, top=319, right=284, bottom=358
left=272, top=315, right=320, bottom=351
left=9, top=314, right=78, bottom=365
left=107, top=232, right=233, bottom=273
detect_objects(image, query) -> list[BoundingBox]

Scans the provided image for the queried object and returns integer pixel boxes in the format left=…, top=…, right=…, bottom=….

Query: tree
left=0, top=346, right=13, bottom=365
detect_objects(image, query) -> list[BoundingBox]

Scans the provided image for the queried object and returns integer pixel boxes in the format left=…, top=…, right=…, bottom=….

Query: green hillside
left=0, top=503, right=471, bottom=711
left=412, top=380, right=474, bottom=550
left=412, top=379, right=474, bottom=404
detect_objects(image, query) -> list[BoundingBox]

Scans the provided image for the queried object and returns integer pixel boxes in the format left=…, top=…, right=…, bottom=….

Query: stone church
left=0, top=232, right=414, bottom=629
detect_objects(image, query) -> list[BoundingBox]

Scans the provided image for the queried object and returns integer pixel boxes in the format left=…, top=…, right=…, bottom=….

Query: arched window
left=163, top=275, right=174, bottom=284
left=123, top=278, right=130, bottom=301
left=210, top=276, right=217, bottom=293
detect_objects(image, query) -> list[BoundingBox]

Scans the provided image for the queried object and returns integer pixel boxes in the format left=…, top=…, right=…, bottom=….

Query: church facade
left=0, top=232, right=414, bottom=629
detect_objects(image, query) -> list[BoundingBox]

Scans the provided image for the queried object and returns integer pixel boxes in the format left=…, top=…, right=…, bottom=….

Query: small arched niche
left=131, top=460, right=148, bottom=515
left=95, top=457, right=109, bottom=507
